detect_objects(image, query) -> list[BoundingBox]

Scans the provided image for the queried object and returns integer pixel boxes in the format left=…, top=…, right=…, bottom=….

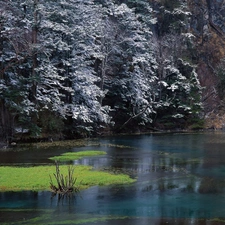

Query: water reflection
left=1, top=132, right=225, bottom=224
left=1, top=185, right=225, bottom=224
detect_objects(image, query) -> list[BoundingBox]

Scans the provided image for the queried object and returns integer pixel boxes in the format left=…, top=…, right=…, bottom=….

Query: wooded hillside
left=1, top=0, right=223, bottom=142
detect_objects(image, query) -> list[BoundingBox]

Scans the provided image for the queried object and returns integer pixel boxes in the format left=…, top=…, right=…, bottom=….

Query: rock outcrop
left=187, top=0, right=225, bottom=127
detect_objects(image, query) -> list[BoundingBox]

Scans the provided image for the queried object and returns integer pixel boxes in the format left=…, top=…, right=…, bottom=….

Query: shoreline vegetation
left=0, top=150, right=135, bottom=192
left=0, top=129, right=218, bottom=151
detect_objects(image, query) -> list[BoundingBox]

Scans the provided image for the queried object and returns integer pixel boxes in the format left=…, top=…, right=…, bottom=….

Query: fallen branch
left=117, top=105, right=150, bottom=131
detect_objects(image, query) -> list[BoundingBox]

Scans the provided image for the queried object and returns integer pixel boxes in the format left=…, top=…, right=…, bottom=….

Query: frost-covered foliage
left=100, top=3, right=158, bottom=129
left=59, top=0, right=112, bottom=135
left=0, top=1, right=38, bottom=138
left=153, top=0, right=202, bottom=129
left=0, top=0, right=203, bottom=139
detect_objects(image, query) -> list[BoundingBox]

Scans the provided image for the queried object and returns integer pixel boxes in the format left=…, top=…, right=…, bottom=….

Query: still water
left=1, top=132, right=225, bottom=224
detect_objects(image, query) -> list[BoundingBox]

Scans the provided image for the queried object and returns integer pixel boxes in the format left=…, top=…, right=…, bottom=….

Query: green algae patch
left=49, top=150, right=107, bottom=161
left=0, top=165, right=135, bottom=192
left=0, top=209, right=130, bottom=225
left=210, top=218, right=225, bottom=223
left=29, top=215, right=129, bottom=225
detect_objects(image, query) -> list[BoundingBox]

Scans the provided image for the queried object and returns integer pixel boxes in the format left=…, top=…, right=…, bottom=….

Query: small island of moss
left=0, top=150, right=135, bottom=192
left=49, top=150, right=107, bottom=161
left=0, top=165, right=135, bottom=192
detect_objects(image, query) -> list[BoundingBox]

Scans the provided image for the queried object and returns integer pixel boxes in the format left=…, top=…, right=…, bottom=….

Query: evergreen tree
left=0, top=0, right=37, bottom=140
left=0, top=0, right=203, bottom=140
left=153, top=0, right=202, bottom=129
left=100, top=3, right=158, bottom=131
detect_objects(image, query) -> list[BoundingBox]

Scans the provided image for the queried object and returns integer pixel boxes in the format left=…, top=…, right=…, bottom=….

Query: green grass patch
left=0, top=165, right=135, bottom=192
left=49, top=150, right=107, bottom=161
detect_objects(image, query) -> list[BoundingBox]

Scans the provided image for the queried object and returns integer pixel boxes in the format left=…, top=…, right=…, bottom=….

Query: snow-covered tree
left=57, top=0, right=112, bottom=136
left=153, top=0, right=202, bottom=129
left=0, top=0, right=38, bottom=139
left=0, top=0, right=111, bottom=138
left=93, top=2, right=158, bottom=131
left=0, top=0, right=204, bottom=140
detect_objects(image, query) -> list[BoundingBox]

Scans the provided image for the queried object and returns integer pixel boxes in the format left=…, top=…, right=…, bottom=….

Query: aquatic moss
left=0, top=209, right=129, bottom=225
left=0, top=165, right=135, bottom=192
left=49, top=150, right=106, bottom=161
left=37, top=215, right=129, bottom=225
left=210, top=218, right=225, bottom=223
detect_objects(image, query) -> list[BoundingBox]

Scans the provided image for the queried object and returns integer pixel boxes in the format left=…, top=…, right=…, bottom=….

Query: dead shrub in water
left=49, top=162, right=80, bottom=199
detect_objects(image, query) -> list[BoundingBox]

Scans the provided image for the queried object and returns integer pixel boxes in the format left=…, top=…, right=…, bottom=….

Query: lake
left=1, top=131, right=225, bottom=224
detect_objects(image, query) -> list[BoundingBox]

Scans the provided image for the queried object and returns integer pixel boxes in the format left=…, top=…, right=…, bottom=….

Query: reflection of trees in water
left=0, top=191, right=41, bottom=223
left=140, top=174, right=225, bottom=195
left=76, top=142, right=225, bottom=196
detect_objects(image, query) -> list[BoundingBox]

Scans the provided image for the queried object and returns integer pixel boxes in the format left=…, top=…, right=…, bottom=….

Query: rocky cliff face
left=187, top=0, right=225, bottom=128
left=154, top=0, right=225, bottom=128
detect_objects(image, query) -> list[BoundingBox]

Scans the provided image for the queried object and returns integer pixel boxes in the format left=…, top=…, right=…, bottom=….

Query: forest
left=1, top=0, right=221, bottom=143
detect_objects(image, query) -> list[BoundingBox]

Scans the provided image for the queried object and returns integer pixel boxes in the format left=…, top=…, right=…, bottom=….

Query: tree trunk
left=0, top=99, right=13, bottom=142
left=30, top=0, right=39, bottom=128
left=31, top=0, right=38, bottom=104
left=0, top=11, right=12, bottom=142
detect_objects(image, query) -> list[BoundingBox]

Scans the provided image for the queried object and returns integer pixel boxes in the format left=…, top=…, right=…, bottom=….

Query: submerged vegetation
left=1, top=209, right=225, bottom=225
left=0, top=209, right=131, bottom=225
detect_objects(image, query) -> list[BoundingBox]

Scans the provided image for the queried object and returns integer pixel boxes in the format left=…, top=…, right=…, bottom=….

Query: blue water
left=1, top=131, right=225, bottom=224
